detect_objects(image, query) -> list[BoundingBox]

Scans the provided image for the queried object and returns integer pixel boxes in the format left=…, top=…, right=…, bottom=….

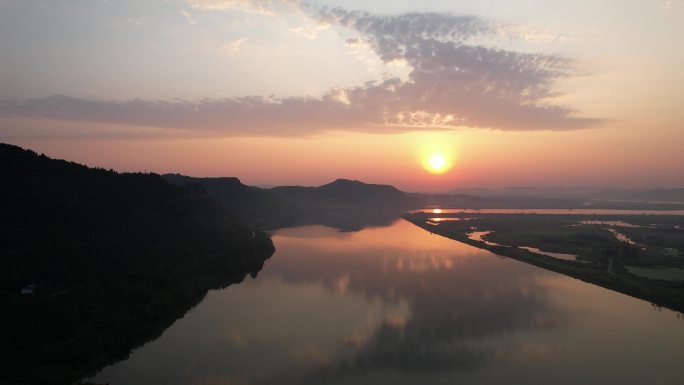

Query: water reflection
left=265, top=222, right=575, bottom=378
left=466, top=230, right=501, bottom=247
left=92, top=219, right=684, bottom=385
left=290, top=209, right=405, bottom=232
left=413, top=208, right=684, bottom=216
left=579, top=220, right=644, bottom=228
left=518, top=246, right=580, bottom=262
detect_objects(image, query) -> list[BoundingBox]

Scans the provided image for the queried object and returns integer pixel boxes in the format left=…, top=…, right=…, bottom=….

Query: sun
left=429, top=154, right=446, bottom=171
left=423, top=153, right=451, bottom=174
left=415, top=136, right=457, bottom=175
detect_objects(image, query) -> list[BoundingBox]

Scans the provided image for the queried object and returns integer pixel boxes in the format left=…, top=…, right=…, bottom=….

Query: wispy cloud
left=289, top=23, right=327, bottom=39
left=659, top=0, right=679, bottom=9
left=660, top=0, right=673, bottom=8
left=222, top=37, right=248, bottom=52
left=0, top=0, right=602, bottom=138
left=180, top=9, right=197, bottom=25
left=187, top=0, right=300, bottom=14
left=125, top=17, right=145, bottom=27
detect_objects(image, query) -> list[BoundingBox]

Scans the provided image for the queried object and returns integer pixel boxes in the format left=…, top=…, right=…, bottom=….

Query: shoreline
left=402, top=214, right=684, bottom=314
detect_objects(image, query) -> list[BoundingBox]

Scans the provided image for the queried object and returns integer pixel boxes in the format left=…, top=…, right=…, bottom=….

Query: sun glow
left=423, top=153, right=452, bottom=174
left=414, top=134, right=458, bottom=177
left=429, top=154, right=446, bottom=170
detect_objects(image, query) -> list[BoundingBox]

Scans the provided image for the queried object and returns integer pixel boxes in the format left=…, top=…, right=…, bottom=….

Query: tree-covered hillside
left=0, top=144, right=274, bottom=384
left=163, top=173, right=298, bottom=229
left=271, top=178, right=422, bottom=209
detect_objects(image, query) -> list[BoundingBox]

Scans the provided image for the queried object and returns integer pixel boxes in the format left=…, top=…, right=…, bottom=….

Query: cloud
left=289, top=23, right=328, bottom=39
left=125, top=17, right=145, bottom=27
left=179, top=9, right=197, bottom=25
left=222, top=37, right=248, bottom=52
left=187, top=0, right=300, bottom=14
left=660, top=0, right=674, bottom=9
left=0, top=93, right=402, bottom=137
left=315, top=9, right=493, bottom=46
left=310, top=8, right=597, bottom=130
left=0, top=1, right=602, bottom=138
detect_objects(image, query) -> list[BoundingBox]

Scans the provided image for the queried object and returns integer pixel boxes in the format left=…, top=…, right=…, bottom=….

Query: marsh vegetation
left=404, top=211, right=684, bottom=312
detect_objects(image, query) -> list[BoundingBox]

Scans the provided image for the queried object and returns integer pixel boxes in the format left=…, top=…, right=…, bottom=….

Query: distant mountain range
left=163, top=174, right=298, bottom=229
left=162, top=175, right=684, bottom=229
left=162, top=176, right=425, bottom=229
left=623, top=188, right=684, bottom=202
left=271, top=178, right=420, bottom=209
left=450, top=186, right=684, bottom=203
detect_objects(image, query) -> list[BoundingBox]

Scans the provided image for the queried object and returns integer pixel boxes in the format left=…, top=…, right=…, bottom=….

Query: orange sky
left=1, top=0, right=683, bottom=191
left=9, top=121, right=683, bottom=192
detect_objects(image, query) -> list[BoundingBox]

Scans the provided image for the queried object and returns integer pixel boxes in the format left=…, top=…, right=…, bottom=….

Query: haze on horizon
left=0, top=0, right=682, bottom=192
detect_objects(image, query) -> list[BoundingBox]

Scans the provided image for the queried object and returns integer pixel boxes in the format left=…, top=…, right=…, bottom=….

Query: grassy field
left=627, top=266, right=684, bottom=282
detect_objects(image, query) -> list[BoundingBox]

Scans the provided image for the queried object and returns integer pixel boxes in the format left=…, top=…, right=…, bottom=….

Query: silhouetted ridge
left=630, top=188, right=684, bottom=202
left=0, top=143, right=275, bottom=384
left=271, top=178, right=418, bottom=209
left=163, top=173, right=297, bottom=229
left=318, top=178, right=403, bottom=195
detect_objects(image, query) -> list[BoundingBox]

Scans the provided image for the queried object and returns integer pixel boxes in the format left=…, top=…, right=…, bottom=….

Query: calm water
left=91, top=219, right=684, bottom=385
left=415, top=208, right=684, bottom=215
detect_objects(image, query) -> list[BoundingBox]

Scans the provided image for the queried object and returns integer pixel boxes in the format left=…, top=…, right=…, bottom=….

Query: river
left=90, top=218, right=684, bottom=385
left=414, top=208, right=684, bottom=215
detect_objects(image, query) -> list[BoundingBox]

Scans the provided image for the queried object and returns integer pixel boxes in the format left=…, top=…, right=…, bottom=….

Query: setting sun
left=423, top=153, right=452, bottom=174
left=429, top=154, right=446, bottom=170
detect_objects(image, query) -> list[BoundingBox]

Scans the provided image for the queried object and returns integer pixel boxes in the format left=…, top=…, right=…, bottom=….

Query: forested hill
left=270, top=178, right=422, bottom=209
left=0, top=143, right=275, bottom=384
left=163, top=173, right=298, bottom=229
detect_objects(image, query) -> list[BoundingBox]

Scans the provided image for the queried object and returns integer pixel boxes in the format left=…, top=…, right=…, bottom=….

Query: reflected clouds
left=263, top=220, right=569, bottom=380
left=92, top=217, right=684, bottom=385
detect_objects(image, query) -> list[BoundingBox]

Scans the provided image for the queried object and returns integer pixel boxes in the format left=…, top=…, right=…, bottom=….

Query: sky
left=0, top=0, right=682, bottom=192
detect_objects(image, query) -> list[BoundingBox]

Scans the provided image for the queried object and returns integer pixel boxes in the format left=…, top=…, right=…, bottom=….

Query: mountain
left=164, top=176, right=414, bottom=232
left=163, top=174, right=297, bottom=229
left=270, top=178, right=421, bottom=209
left=625, top=188, right=684, bottom=203
left=0, top=144, right=274, bottom=384
left=449, top=186, right=684, bottom=203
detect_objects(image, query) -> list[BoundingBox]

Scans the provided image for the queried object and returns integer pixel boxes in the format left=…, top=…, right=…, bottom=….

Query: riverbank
left=0, top=144, right=276, bottom=384
left=403, top=213, right=684, bottom=313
